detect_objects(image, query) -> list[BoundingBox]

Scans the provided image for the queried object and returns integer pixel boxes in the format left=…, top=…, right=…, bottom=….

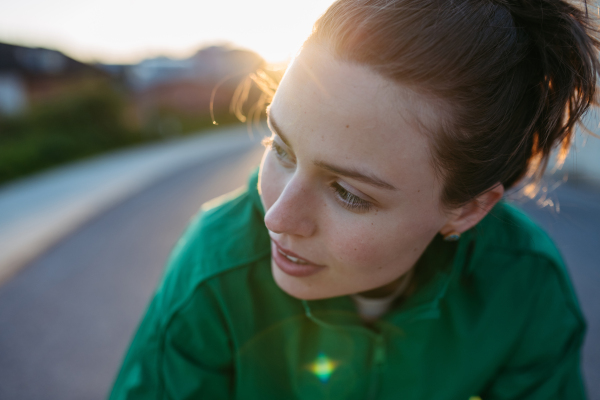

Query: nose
left=264, top=174, right=317, bottom=238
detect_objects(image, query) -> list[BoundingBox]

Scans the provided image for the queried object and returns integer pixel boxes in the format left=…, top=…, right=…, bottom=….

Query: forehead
left=269, top=44, right=439, bottom=191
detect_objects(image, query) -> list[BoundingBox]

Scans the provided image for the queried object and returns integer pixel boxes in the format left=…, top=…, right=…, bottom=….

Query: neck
left=357, top=270, right=412, bottom=299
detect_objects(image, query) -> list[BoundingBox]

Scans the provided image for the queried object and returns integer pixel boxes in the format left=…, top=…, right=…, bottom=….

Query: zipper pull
left=373, top=335, right=386, bottom=365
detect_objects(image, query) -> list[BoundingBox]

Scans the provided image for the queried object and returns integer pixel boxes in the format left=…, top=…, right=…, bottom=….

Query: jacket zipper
left=367, top=334, right=385, bottom=400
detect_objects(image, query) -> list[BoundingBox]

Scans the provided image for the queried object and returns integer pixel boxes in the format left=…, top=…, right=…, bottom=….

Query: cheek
left=327, top=223, right=384, bottom=268
left=327, top=215, right=438, bottom=273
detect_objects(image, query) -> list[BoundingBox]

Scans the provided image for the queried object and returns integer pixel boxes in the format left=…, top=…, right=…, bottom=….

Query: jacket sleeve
left=481, top=260, right=587, bottom=399
left=108, top=281, right=234, bottom=400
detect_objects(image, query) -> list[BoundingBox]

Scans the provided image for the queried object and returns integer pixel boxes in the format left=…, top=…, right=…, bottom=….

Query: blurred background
left=0, top=0, right=599, bottom=399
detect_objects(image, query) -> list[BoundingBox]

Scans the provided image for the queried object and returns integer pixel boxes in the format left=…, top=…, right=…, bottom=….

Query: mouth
left=270, top=240, right=325, bottom=277
left=271, top=239, right=320, bottom=265
left=277, top=247, right=310, bottom=264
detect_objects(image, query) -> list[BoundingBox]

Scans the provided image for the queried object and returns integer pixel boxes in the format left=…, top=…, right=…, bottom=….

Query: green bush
left=0, top=83, right=143, bottom=185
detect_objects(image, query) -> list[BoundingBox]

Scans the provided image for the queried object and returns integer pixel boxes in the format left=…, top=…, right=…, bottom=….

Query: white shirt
left=351, top=269, right=414, bottom=322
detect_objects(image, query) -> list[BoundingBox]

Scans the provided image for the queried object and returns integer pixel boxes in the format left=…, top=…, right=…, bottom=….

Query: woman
left=110, top=0, right=598, bottom=398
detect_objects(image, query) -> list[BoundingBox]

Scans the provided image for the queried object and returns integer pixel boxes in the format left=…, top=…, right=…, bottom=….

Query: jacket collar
left=302, top=232, right=475, bottom=328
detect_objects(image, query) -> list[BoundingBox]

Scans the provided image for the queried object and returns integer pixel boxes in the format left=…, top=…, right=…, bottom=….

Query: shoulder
left=460, top=200, right=584, bottom=326
left=473, top=200, right=562, bottom=262
left=153, top=168, right=271, bottom=321
left=460, top=205, right=588, bottom=399
left=466, top=200, right=566, bottom=278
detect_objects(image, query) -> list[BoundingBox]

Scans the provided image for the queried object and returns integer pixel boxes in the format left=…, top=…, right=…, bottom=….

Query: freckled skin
left=259, top=44, right=455, bottom=300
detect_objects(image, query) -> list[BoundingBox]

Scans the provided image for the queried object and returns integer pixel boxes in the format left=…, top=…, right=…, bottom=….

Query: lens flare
left=308, top=353, right=338, bottom=383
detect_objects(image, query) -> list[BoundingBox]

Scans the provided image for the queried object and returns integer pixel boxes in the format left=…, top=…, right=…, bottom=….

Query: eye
left=331, top=182, right=372, bottom=213
left=265, top=137, right=296, bottom=167
left=271, top=140, right=289, bottom=160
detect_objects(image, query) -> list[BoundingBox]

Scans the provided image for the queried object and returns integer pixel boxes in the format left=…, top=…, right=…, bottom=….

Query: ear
left=440, top=184, right=504, bottom=236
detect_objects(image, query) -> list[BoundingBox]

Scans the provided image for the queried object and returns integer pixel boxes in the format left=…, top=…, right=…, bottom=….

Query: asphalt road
left=0, top=143, right=598, bottom=399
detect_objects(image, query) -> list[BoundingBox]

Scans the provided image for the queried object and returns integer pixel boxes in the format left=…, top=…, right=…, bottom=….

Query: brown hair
left=304, top=0, right=600, bottom=207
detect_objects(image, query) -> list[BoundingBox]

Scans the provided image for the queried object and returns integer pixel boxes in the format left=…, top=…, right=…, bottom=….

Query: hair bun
left=493, top=0, right=599, bottom=189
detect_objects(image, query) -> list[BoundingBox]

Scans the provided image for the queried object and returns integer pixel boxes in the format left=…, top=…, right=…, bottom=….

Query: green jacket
left=110, top=169, right=587, bottom=400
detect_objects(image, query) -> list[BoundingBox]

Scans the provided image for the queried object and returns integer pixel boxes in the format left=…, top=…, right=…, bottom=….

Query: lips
left=271, top=240, right=325, bottom=277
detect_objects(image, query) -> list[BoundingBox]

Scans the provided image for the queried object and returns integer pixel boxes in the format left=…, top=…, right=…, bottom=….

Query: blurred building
left=0, top=42, right=108, bottom=115
left=0, top=72, right=26, bottom=115
left=98, top=45, right=266, bottom=132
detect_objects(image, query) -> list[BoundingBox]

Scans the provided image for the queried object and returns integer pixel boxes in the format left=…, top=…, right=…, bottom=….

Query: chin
left=271, top=261, right=334, bottom=300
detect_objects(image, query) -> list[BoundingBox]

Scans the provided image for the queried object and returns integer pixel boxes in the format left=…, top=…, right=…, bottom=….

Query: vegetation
left=0, top=83, right=138, bottom=184
left=0, top=82, right=244, bottom=186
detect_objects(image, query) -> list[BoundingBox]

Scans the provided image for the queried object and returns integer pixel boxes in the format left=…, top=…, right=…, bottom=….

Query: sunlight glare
left=0, top=0, right=336, bottom=64
left=308, top=353, right=338, bottom=383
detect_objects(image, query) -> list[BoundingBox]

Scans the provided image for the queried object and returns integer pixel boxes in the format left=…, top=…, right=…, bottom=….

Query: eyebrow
left=267, top=111, right=398, bottom=191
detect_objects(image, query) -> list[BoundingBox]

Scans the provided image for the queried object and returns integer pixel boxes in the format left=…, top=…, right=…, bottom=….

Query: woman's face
left=259, top=44, right=452, bottom=300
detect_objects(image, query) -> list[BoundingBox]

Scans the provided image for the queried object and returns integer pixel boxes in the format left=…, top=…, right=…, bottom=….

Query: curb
left=0, top=125, right=264, bottom=286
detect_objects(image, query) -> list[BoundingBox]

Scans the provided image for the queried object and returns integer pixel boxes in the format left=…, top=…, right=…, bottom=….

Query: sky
left=0, top=0, right=336, bottom=65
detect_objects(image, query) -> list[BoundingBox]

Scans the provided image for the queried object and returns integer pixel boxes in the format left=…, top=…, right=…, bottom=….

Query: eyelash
left=265, top=136, right=373, bottom=213
left=263, top=137, right=291, bottom=162
left=330, top=183, right=373, bottom=212
left=271, top=140, right=290, bottom=161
